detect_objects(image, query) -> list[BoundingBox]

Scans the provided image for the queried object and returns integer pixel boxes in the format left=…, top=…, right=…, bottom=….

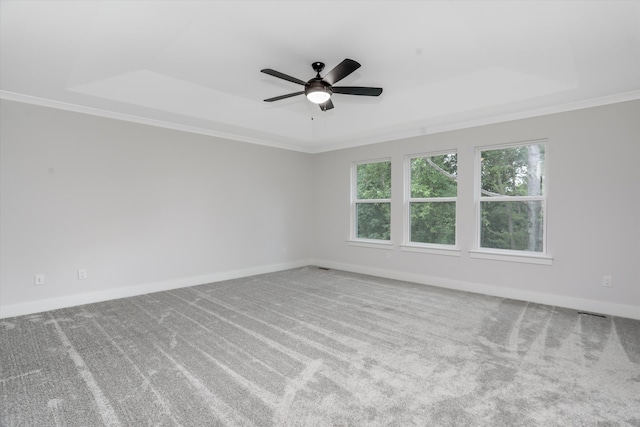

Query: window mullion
left=409, top=197, right=457, bottom=203
left=480, top=196, right=544, bottom=202
left=355, top=199, right=391, bottom=204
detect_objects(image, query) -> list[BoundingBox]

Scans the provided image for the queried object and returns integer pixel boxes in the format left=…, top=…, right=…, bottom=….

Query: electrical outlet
left=78, top=269, right=87, bottom=280
left=602, top=275, right=612, bottom=288
left=34, top=274, right=45, bottom=286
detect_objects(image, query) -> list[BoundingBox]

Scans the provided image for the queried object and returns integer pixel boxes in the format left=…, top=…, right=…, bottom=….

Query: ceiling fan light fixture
left=306, top=89, right=331, bottom=104
left=305, top=80, right=332, bottom=104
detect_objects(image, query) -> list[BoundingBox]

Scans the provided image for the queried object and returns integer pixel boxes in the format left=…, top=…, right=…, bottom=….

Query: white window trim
left=349, top=158, right=392, bottom=243
left=347, top=240, right=394, bottom=249
left=400, top=244, right=461, bottom=257
left=469, top=249, right=553, bottom=265
left=403, top=150, right=458, bottom=250
left=474, top=139, right=552, bottom=264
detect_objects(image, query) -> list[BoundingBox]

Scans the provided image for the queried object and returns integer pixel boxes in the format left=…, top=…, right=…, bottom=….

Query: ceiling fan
left=261, top=58, right=383, bottom=111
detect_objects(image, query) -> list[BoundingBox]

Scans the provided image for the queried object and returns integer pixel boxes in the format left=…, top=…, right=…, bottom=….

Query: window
left=351, top=160, right=391, bottom=241
left=405, top=152, right=457, bottom=247
left=476, top=141, right=547, bottom=254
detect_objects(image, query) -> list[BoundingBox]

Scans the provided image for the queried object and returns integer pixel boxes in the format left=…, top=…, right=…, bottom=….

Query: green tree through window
left=479, top=143, right=545, bottom=252
left=354, top=161, right=391, bottom=240
left=408, top=152, right=457, bottom=245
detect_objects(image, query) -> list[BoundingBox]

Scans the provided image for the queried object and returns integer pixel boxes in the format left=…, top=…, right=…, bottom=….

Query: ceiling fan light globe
left=306, top=90, right=331, bottom=104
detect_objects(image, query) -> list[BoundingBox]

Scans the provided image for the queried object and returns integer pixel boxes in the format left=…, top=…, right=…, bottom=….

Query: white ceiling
left=2, top=1, right=639, bottom=153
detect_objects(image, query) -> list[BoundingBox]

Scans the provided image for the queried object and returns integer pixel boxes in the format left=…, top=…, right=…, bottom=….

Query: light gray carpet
left=1, top=266, right=639, bottom=426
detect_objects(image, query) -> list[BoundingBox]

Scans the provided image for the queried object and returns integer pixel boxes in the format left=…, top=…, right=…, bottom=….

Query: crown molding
left=0, top=90, right=313, bottom=153
left=3, top=89, right=639, bottom=155
left=308, top=90, right=640, bottom=153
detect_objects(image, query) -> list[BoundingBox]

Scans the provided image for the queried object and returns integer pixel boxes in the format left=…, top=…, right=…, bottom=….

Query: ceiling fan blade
left=261, top=69, right=307, bottom=86
left=320, top=99, right=334, bottom=111
left=332, top=86, right=383, bottom=96
left=323, top=59, right=361, bottom=85
left=264, top=91, right=304, bottom=102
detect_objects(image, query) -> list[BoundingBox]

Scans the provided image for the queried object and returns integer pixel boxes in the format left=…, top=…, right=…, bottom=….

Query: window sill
left=400, top=244, right=461, bottom=257
left=469, top=249, right=553, bottom=265
left=347, top=240, right=394, bottom=250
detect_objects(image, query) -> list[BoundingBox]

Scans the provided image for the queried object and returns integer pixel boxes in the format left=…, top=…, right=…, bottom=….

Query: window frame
left=349, top=158, right=392, bottom=246
left=471, top=139, right=552, bottom=265
left=401, top=150, right=460, bottom=256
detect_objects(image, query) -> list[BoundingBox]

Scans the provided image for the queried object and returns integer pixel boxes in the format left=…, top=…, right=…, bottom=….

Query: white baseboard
left=0, top=259, right=312, bottom=319
left=4, top=259, right=638, bottom=321
left=310, top=259, right=640, bottom=321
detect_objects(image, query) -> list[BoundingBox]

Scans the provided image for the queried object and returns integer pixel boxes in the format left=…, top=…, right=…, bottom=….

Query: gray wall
left=312, top=100, right=640, bottom=318
left=0, top=100, right=313, bottom=314
left=2, top=99, right=639, bottom=319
